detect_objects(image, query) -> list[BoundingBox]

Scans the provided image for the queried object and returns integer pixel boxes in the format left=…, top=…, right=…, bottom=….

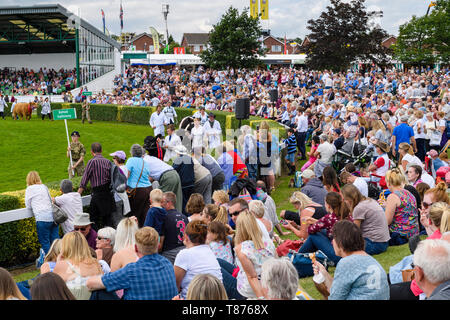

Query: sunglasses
left=74, top=227, right=87, bottom=232
left=422, top=202, right=433, bottom=209
left=97, top=237, right=108, bottom=241
left=228, top=207, right=247, bottom=217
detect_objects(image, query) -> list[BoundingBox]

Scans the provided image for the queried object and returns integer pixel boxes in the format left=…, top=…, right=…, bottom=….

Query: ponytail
left=441, top=209, right=450, bottom=234
left=425, top=182, right=450, bottom=204
left=216, top=205, right=229, bottom=225
left=325, top=192, right=351, bottom=221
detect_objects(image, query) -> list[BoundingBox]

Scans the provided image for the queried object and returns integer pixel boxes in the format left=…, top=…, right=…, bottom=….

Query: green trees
left=304, top=0, right=390, bottom=71
left=200, top=6, right=265, bottom=69
left=394, top=0, right=449, bottom=65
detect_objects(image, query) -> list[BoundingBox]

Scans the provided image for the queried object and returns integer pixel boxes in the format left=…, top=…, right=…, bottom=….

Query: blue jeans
left=364, top=238, right=388, bottom=255
left=36, top=221, right=59, bottom=254
left=297, top=230, right=341, bottom=266
left=217, top=258, right=246, bottom=300
left=246, top=163, right=258, bottom=180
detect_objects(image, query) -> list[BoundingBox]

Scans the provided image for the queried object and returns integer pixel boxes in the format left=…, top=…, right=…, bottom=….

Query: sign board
left=174, top=47, right=185, bottom=55
left=82, top=91, right=92, bottom=96
left=52, top=108, right=77, bottom=120
left=122, top=53, right=148, bottom=60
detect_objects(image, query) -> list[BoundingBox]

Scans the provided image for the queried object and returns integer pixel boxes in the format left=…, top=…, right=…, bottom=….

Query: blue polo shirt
left=102, top=254, right=178, bottom=300
left=392, top=123, right=414, bottom=151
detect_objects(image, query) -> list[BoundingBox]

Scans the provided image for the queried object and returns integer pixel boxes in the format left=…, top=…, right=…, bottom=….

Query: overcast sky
left=4, top=1, right=432, bottom=42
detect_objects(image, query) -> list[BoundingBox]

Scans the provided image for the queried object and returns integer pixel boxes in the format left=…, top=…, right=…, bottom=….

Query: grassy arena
left=0, top=116, right=154, bottom=193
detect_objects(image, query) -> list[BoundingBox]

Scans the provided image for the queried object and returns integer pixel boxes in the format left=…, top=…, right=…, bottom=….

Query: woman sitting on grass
left=297, top=192, right=353, bottom=266
left=312, top=220, right=389, bottom=300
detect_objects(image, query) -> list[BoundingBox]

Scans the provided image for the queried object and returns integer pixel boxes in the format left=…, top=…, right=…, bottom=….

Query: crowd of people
left=2, top=63, right=450, bottom=301
left=0, top=67, right=77, bottom=97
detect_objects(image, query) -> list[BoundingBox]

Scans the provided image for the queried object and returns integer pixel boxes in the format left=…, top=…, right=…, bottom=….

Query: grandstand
left=0, top=4, right=121, bottom=96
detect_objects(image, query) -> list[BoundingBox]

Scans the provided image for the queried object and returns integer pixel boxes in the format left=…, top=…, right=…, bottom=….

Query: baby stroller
left=332, top=141, right=371, bottom=174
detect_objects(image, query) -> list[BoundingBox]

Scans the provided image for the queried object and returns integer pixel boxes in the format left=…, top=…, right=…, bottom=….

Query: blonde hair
left=289, top=191, right=313, bottom=211
left=150, top=188, right=163, bottom=203
left=212, top=190, right=229, bottom=205
left=135, top=227, right=159, bottom=255
left=114, top=217, right=139, bottom=252
left=26, top=171, right=42, bottom=186
left=60, top=232, right=101, bottom=271
left=399, top=142, right=414, bottom=155
left=44, top=239, right=61, bottom=263
left=249, top=200, right=266, bottom=219
left=258, top=121, right=272, bottom=142
left=0, top=267, right=27, bottom=300
left=234, top=211, right=264, bottom=250
left=429, top=202, right=450, bottom=234
left=386, top=168, right=407, bottom=188
left=372, top=120, right=386, bottom=132
left=186, top=274, right=228, bottom=300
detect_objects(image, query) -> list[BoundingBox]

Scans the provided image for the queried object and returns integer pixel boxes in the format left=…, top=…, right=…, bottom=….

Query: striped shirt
left=284, top=134, right=297, bottom=154
left=80, top=154, right=112, bottom=190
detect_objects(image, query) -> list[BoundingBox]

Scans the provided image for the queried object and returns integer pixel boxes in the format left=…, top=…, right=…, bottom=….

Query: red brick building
left=382, top=36, right=397, bottom=49
left=180, top=33, right=210, bottom=54
left=120, top=32, right=163, bottom=53
left=262, top=35, right=302, bottom=55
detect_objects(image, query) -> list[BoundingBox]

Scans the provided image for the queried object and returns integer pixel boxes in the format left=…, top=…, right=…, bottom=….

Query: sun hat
left=72, top=212, right=94, bottom=226
left=374, top=141, right=390, bottom=153
left=110, top=150, right=126, bottom=161
left=300, top=169, right=315, bottom=179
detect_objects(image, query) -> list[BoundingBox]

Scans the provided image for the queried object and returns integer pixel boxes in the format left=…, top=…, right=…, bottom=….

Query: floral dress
left=390, top=189, right=419, bottom=238
left=209, top=240, right=234, bottom=265
left=235, top=240, right=275, bottom=299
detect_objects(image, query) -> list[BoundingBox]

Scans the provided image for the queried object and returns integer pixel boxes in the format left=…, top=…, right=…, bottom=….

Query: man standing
left=295, top=107, right=308, bottom=160
left=163, top=124, right=182, bottom=162
left=203, top=112, right=222, bottom=150
left=163, top=104, right=177, bottom=125
left=86, top=227, right=178, bottom=300
left=149, top=105, right=167, bottom=137
left=81, top=96, right=93, bottom=124
left=0, top=93, right=7, bottom=120
left=67, top=131, right=86, bottom=179
left=159, top=191, right=189, bottom=264
left=392, top=114, right=417, bottom=160
left=78, top=142, right=115, bottom=229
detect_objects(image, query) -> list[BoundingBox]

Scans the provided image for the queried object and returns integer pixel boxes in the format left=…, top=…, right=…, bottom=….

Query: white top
left=54, top=192, right=83, bottom=234
left=353, top=177, right=368, bottom=197
left=256, top=218, right=272, bottom=243
left=317, top=142, right=336, bottom=164
left=402, top=153, right=423, bottom=168
left=296, top=114, right=308, bottom=133
left=413, top=118, right=427, bottom=139
left=203, top=120, right=222, bottom=149
left=174, top=244, right=223, bottom=299
left=190, top=125, right=205, bottom=149
left=143, top=154, right=173, bottom=181
left=420, top=172, right=436, bottom=188
left=149, top=111, right=166, bottom=136
left=163, top=133, right=182, bottom=162
left=25, top=184, right=53, bottom=222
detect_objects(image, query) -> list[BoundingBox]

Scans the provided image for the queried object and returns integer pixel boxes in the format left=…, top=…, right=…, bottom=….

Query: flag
left=164, top=44, right=169, bottom=54
left=260, top=0, right=269, bottom=20
left=101, top=9, right=105, bottom=34
left=120, top=2, right=124, bottom=31
left=149, top=27, right=160, bottom=54
left=250, top=0, right=259, bottom=18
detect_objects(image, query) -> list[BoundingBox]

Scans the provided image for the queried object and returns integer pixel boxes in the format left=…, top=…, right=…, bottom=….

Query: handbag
left=287, top=250, right=332, bottom=278
left=126, top=159, right=145, bottom=198
left=47, top=189, right=68, bottom=224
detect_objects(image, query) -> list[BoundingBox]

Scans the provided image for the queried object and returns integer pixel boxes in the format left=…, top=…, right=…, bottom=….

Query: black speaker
left=169, top=86, right=175, bottom=95
left=235, top=98, right=250, bottom=120
left=270, top=89, right=278, bottom=102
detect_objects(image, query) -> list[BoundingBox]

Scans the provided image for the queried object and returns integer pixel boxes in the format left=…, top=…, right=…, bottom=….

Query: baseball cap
left=300, top=169, right=315, bottom=179
left=71, top=131, right=80, bottom=137
left=110, top=150, right=126, bottom=161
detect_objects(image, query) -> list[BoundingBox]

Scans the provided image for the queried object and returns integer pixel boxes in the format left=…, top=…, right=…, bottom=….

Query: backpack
left=110, top=162, right=127, bottom=193
left=294, top=171, right=302, bottom=188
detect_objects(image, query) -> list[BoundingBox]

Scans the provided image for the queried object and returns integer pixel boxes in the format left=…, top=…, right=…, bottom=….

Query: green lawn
left=0, top=117, right=154, bottom=193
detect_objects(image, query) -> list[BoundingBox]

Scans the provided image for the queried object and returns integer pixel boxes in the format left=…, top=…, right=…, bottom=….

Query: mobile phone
left=280, top=219, right=289, bottom=226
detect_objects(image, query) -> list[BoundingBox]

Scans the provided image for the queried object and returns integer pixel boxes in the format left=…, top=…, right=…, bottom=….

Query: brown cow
left=12, top=102, right=38, bottom=120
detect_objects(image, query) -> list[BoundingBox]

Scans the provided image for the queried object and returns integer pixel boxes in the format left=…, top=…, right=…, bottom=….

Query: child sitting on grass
left=301, top=135, right=320, bottom=172
left=206, top=221, right=234, bottom=265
